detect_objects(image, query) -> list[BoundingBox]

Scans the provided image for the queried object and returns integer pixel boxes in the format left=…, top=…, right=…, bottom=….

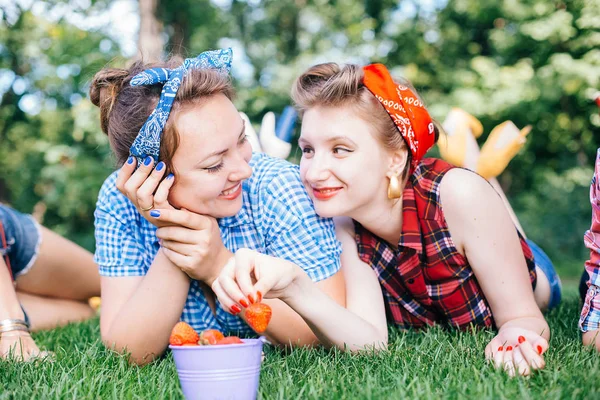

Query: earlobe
left=386, top=150, right=408, bottom=178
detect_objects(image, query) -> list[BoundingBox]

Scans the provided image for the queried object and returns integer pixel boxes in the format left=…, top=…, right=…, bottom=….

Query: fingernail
left=506, top=346, right=513, bottom=351
left=537, top=345, right=543, bottom=355
left=257, top=291, right=262, bottom=303
left=231, top=305, right=241, bottom=314
left=248, top=294, right=255, bottom=304
left=167, top=173, right=174, bottom=180
left=156, top=161, right=165, bottom=171
left=144, top=156, right=153, bottom=166
left=127, top=156, right=134, bottom=165
left=150, top=210, right=160, bottom=217
left=239, top=299, right=249, bottom=308
left=498, top=346, right=503, bottom=351
left=518, top=336, right=526, bottom=344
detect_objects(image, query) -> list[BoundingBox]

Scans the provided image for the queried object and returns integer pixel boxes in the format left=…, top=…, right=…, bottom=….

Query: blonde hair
left=291, top=63, right=439, bottom=177
left=90, top=56, right=234, bottom=173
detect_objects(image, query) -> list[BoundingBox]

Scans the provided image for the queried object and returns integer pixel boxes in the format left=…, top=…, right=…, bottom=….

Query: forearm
left=0, top=259, right=25, bottom=320
left=280, top=272, right=387, bottom=352
left=102, top=251, right=190, bottom=365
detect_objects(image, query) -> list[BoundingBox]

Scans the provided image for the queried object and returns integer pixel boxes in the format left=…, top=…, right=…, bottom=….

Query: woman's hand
left=485, top=326, right=548, bottom=377
left=150, top=208, right=231, bottom=285
left=211, top=249, right=301, bottom=313
left=0, top=331, right=53, bottom=362
left=115, top=156, right=175, bottom=228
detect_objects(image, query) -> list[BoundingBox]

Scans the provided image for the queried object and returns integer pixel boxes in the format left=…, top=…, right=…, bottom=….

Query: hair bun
left=89, top=68, right=130, bottom=134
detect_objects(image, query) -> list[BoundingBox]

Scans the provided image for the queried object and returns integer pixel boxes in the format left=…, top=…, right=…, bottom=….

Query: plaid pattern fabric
left=580, top=148, right=600, bottom=332
left=355, top=158, right=536, bottom=330
left=94, top=152, right=341, bottom=335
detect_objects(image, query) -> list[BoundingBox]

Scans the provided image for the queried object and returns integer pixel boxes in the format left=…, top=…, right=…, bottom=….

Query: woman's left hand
left=485, top=326, right=548, bottom=377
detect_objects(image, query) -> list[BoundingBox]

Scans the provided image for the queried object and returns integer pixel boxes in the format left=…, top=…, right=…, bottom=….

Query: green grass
left=2, top=285, right=600, bottom=399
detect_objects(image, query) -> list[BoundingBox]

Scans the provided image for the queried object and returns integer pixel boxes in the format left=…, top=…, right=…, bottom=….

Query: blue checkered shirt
left=94, top=153, right=341, bottom=335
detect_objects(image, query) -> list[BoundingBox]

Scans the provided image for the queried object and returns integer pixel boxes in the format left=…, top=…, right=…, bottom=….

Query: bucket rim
left=169, top=337, right=264, bottom=351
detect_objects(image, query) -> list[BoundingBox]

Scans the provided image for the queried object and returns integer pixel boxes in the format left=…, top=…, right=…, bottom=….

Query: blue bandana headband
left=129, top=48, right=233, bottom=166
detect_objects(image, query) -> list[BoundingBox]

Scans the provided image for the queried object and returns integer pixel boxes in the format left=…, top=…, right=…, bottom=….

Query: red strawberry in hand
left=169, top=322, right=199, bottom=346
left=245, top=303, right=272, bottom=333
left=216, top=336, right=244, bottom=345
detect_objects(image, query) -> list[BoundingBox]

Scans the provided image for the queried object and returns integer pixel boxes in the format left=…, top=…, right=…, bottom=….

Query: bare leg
left=16, top=291, right=95, bottom=331
left=15, top=226, right=100, bottom=300
left=12, top=226, right=100, bottom=330
left=444, top=113, right=550, bottom=310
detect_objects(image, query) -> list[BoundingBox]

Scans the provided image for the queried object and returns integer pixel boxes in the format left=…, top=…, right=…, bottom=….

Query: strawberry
left=199, top=329, right=225, bottom=345
left=216, top=336, right=244, bottom=345
left=169, top=321, right=199, bottom=346
left=245, top=302, right=272, bottom=333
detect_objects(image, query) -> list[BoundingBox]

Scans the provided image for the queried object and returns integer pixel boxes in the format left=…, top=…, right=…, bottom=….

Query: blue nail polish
left=156, top=161, right=165, bottom=171
left=127, top=156, right=134, bottom=165
left=144, top=156, right=153, bottom=166
left=150, top=210, right=160, bottom=218
left=167, top=173, right=174, bottom=180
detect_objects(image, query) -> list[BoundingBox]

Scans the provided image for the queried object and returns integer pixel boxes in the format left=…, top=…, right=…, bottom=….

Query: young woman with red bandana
left=214, top=63, right=556, bottom=377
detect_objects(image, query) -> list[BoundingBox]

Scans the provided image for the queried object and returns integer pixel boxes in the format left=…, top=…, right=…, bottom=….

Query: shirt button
left=408, top=278, right=415, bottom=284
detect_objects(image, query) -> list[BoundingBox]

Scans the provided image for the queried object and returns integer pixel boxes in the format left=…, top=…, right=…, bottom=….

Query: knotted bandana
left=129, top=48, right=233, bottom=166
left=362, top=63, right=435, bottom=168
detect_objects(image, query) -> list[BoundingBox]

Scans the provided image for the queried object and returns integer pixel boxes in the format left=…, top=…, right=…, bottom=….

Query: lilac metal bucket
left=170, top=338, right=263, bottom=400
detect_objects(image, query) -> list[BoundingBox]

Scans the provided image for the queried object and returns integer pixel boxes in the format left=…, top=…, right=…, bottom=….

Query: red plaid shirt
left=354, top=158, right=536, bottom=330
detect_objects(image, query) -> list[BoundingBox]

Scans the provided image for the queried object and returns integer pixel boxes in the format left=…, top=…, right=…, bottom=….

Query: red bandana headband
left=362, top=63, right=435, bottom=168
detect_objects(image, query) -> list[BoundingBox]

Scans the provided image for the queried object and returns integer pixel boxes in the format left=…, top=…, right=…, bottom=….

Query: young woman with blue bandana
left=90, top=49, right=388, bottom=365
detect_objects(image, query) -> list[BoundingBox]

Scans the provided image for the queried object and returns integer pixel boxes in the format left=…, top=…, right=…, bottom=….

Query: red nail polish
left=230, top=305, right=241, bottom=314
left=257, top=291, right=262, bottom=303
left=498, top=346, right=503, bottom=351
left=518, top=336, right=526, bottom=344
left=537, top=345, right=543, bottom=355
left=239, top=299, right=249, bottom=308
left=248, top=294, right=255, bottom=304
left=506, top=346, right=513, bottom=351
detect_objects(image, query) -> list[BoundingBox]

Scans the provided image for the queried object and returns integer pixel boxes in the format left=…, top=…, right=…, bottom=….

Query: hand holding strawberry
left=211, top=248, right=299, bottom=324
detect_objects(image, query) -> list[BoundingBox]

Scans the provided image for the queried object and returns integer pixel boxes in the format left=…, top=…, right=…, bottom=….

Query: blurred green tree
left=0, top=1, right=124, bottom=249
left=1, top=0, right=597, bottom=277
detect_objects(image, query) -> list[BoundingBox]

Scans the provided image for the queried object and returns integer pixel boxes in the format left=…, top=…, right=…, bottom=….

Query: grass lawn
left=2, top=284, right=600, bottom=399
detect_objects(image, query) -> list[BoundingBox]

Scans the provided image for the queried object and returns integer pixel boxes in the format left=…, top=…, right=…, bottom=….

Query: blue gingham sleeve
left=94, top=172, right=148, bottom=277
left=258, top=164, right=342, bottom=282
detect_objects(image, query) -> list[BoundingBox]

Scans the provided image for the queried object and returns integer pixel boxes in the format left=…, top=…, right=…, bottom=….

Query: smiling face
left=299, top=105, right=396, bottom=219
left=167, top=93, right=253, bottom=218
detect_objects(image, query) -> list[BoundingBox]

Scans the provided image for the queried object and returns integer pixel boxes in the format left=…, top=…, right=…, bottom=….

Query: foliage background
left=1, top=0, right=598, bottom=277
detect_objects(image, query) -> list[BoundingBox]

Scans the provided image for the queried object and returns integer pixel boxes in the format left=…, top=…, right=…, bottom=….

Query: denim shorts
left=526, top=239, right=562, bottom=310
left=0, top=204, right=42, bottom=279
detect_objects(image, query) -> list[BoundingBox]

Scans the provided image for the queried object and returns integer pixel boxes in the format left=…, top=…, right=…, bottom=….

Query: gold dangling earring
left=387, top=175, right=402, bottom=199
